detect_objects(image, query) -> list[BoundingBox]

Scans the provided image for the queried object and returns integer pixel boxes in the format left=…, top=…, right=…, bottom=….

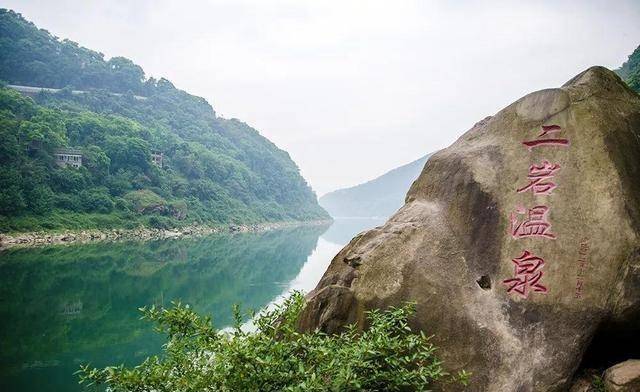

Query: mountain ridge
left=319, top=154, right=432, bottom=218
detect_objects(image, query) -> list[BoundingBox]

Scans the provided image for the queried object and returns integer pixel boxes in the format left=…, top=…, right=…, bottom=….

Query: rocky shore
left=0, top=220, right=332, bottom=250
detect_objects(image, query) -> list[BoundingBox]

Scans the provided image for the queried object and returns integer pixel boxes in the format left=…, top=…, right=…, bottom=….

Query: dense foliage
left=79, top=292, right=468, bottom=391
left=1, top=9, right=147, bottom=95
left=616, top=44, right=640, bottom=93
left=0, top=9, right=328, bottom=232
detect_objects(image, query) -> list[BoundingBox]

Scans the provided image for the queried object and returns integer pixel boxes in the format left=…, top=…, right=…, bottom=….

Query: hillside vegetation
left=0, top=9, right=328, bottom=232
left=616, top=45, right=640, bottom=93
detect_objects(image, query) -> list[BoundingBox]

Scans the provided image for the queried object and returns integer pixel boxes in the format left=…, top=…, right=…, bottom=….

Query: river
left=0, top=218, right=385, bottom=391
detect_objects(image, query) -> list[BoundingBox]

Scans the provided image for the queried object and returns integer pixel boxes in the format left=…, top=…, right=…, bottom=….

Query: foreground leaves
left=79, top=292, right=458, bottom=391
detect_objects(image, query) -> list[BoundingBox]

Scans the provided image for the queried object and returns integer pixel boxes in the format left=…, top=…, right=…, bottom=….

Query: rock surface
left=568, top=377, right=592, bottom=392
left=604, top=360, right=640, bottom=391
left=568, top=370, right=602, bottom=392
left=298, top=67, right=640, bottom=391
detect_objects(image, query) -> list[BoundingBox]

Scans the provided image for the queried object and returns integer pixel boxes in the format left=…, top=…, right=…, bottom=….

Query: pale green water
left=0, top=218, right=384, bottom=391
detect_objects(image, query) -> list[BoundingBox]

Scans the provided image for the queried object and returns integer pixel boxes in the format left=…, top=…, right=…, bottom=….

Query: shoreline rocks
left=604, top=360, right=640, bottom=392
left=0, top=220, right=332, bottom=251
left=569, top=360, right=640, bottom=391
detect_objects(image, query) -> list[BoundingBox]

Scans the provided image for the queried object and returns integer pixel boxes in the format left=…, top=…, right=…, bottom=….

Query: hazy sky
left=4, top=0, right=640, bottom=195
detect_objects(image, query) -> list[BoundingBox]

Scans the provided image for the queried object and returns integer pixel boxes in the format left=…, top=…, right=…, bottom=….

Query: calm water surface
left=0, top=218, right=384, bottom=391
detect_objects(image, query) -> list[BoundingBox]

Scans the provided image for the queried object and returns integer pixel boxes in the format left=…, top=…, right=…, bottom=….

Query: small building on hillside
left=54, top=148, right=83, bottom=168
left=151, top=151, right=163, bottom=168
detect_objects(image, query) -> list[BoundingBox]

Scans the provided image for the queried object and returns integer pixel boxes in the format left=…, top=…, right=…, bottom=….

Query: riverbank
left=0, top=220, right=332, bottom=250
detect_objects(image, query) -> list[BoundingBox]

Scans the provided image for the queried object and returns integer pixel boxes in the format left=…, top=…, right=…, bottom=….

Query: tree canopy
left=616, top=44, right=640, bottom=94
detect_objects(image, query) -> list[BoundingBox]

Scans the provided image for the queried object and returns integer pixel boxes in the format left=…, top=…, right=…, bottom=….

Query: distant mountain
left=319, top=154, right=432, bottom=218
left=0, top=9, right=328, bottom=232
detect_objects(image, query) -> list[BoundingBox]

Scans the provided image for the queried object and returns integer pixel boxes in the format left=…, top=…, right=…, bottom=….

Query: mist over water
left=0, top=218, right=383, bottom=392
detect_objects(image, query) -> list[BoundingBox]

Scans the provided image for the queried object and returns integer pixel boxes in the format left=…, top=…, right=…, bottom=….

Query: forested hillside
left=0, top=9, right=328, bottom=232
left=616, top=44, right=640, bottom=93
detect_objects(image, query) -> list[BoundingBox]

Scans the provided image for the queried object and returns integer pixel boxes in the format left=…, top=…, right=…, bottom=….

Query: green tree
left=24, top=183, right=53, bottom=214
left=79, top=188, right=114, bottom=213
left=616, top=44, right=640, bottom=94
left=50, top=167, right=87, bottom=193
left=0, top=167, right=25, bottom=214
left=82, top=145, right=111, bottom=178
left=106, top=57, right=145, bottom=94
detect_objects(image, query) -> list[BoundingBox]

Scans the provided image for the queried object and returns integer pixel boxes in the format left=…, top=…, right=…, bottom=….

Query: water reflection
left=0, top=218, right=383, bottom=391
left=321, top=217, right=386, bottom=245
left=244, top=217, right=386, bottom=330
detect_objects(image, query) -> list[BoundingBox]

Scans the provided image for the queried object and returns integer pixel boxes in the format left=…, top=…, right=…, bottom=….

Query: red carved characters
left=522, top=125, right=570, bottom=150
left=510, top=205, right=556, bottom=239
left=575, top=239, right=590, bottom=299
left=503, top=250, right=548, bottom=298
left=504, top=124, right=569, bottom=299
left=516, top=160, right=561, bottom=195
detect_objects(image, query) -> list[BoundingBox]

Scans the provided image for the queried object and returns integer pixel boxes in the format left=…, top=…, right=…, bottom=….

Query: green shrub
left=113, top=196, right=132, bottom=212
left=79, top=188, right=114, bottom=213
left=591, top=374, right=606, bottom=392
left=52, top=193, right=81, bottom=211
left=25, top=184, right=54, bottom=214
left=147, top=215, right=172, bottom=229
left=79, top=292, right=463, bottom=391
left=124, top=189, right=165, bottom=213
left=168, top=199, right=188, bottom=220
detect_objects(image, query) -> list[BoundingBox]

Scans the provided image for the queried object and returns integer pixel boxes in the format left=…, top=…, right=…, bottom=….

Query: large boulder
left=298, top=67, right=640, bottom=391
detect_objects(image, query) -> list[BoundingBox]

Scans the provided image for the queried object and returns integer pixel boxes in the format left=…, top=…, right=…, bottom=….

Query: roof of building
left=54, top=148, right=83, bottom=155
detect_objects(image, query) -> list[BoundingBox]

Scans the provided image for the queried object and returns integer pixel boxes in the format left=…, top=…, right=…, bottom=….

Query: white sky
left=4, top=0, right=640, bottom=195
